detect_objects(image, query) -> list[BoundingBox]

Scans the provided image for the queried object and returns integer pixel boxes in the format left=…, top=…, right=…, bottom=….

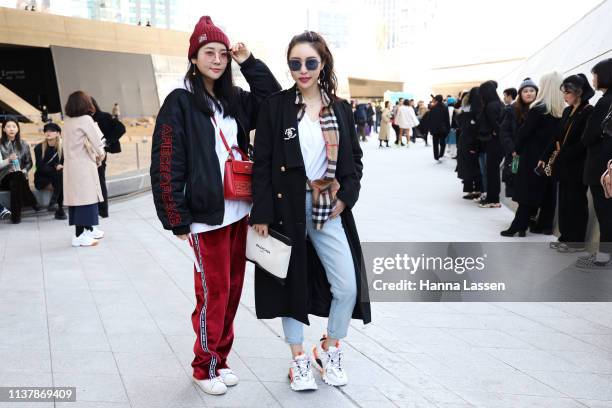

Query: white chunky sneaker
left=192, top=376, right=227, bottom=395
left=218, top=368, right=239, bottom=386
left=288, top=353, right=317, bottom=391
left=71, top=234, right=99, bottom=247
left=86, top=226, right=105, bottom=239
left=576, top=254, right=612, bottom=270
left=0, top=208, right=11, bottom=220
left=311, top=337, right=348, bottom=386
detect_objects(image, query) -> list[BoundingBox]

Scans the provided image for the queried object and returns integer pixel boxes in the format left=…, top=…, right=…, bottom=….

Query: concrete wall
left=51, top=46, right=160, bottom=117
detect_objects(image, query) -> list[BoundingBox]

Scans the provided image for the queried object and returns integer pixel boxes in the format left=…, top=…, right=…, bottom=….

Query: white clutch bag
left=246, top=227, right=292, bottom=283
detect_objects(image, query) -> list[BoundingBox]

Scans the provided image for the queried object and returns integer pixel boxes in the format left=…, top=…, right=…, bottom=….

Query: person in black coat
left=366, top=102, right=375, bottom=136
left=499, top=78, right=538, bottom=198
left=0, top=118, right=39, bottom=224
left=477, top=80, right=505, bottom=207
left=392, top=99, right=403, bottom=145
left=428, top=94, right=450, bottom=161
left=501, top=72, right=565, bottom=237
left=91, top=98, right=126, bottom=218
left=541, top=74, right=594, bottom=252
left=354, top=103, right=368, bottom=141
left=34, top=122, right=66, bottom=220
left=150, top=16, right=281, bottom=395
left=251, top=31, right=370, bottom=391
left=576, top=58, right=612, bottom=269
left=455, top=87, right=483, bottom=199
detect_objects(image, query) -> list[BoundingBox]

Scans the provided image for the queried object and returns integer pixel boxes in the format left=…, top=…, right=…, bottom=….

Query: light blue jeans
left=282, top=193, right=357, bottom=345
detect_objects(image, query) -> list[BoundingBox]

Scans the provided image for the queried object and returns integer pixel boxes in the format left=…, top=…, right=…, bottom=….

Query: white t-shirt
left=190, top=107, right=251, bottom=234
left=298, top=115, right=328, bottom=181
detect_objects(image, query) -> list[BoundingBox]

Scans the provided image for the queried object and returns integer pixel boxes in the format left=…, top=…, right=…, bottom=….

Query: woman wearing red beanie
left=150, top=16, right=280, bottom=395
left=251, top=31, right=371, bottom=392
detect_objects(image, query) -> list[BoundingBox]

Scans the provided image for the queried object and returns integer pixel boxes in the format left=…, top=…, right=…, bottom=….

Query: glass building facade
left=9, top=0, right=186, bottom=30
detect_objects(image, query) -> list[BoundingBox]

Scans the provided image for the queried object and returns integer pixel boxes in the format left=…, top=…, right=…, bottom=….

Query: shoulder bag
left=211, top=117, right=253, bottom=201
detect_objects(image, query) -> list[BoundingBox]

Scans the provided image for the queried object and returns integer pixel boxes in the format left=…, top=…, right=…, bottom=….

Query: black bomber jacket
left=150, top=55, right=281, bottom=235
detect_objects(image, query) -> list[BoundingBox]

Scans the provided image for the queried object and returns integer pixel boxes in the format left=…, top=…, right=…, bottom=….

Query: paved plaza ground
left=1, top=138, right=612, bottom=407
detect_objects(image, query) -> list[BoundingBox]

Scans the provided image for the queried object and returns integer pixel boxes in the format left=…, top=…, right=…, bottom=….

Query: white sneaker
left=192, top=376, right=227, bottom=395
left=86, top=226, right=105, bottom=239
left=71, top=234, right=99, bottom=247
left=218, top=368, right=239, bottom=386
left=0, top=208, right=11, bottom=220
left=576, top=254, right=612, bottom=270
left=311, top=337, right=348, bottom=386
left=288, top=353, right=317, bottom=391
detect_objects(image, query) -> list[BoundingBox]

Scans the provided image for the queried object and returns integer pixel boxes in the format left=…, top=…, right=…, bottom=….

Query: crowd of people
left=345, top=59, right=612, bottom=270
left=451, top=60, right=612, bottom=269
left=0, top=93, right=126, bottom=246
left=354, top=96, right=455, bottom=161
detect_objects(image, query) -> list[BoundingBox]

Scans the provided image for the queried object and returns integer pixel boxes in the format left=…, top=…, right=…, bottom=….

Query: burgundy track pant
left=189, top=216, right=248, bottom=380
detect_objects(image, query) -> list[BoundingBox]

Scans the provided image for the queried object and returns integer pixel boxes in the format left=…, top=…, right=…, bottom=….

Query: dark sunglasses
left=288, top=58, right=320, bottom=72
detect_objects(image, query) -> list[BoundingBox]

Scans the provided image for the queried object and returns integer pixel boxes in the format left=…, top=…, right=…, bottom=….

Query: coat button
left=277, top=193, right=283, bottom=199
left=280, top=166, right=286, bottom=172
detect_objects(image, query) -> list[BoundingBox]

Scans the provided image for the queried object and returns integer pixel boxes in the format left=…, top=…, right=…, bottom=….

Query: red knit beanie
left=188, top=16, right=230, bottom=59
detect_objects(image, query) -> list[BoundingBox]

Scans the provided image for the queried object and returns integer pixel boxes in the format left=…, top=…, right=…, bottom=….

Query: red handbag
left=212, top=117, right=253, bottom=201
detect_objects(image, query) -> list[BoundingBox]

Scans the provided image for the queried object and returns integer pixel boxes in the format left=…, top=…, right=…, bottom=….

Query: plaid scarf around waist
left=296, top=88, right=340, bottom=230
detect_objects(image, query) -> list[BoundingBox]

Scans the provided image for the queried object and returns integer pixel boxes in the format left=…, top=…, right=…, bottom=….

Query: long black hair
left=561, top=73, right=595, bottom=103
left=287, top=31, right=338, bottom=100
left=91, top=97, right=101, bottom=114
left=479, top=80, right=501, bottom=104
left=184, top=57, right=238, bottom=118
left=1, top=117, right=22, bottom=150
left=467, top=87, right=483, bottom=114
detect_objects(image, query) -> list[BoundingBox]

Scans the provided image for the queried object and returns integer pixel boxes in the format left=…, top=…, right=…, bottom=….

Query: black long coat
left=93, top=110, right=126, bottom=154
left=33, top=143, right=62, bottom=190
left=250, top=86, right=371, bottom=326
left=455, top=108, right=480, bottom=182
left=499, top=104, right=526, bottom=196
left=513, top=104, right=561, bottom=206
left=541, top=103, right=592, bottom=182
left=582, top=89, right=612, bottom=186
left=427, top=103, right=450, bottom=136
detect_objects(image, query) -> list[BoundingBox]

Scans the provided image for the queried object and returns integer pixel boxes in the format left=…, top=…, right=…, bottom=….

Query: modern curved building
left=500, top=0, right=612, bottom=99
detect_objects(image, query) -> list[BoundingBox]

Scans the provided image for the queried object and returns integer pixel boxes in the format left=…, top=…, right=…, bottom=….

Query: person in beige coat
left=62, top=91, right=106, bottom=247
left=378, top=101, right=392, bottom=148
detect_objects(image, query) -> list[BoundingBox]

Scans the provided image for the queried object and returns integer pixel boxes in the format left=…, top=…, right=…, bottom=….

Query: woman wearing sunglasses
left=150, top=16, right=280, bottom=396
left=250, top=31, right=371, bottom=392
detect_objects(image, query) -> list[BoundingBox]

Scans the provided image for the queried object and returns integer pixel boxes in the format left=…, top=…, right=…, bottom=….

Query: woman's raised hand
left=230, top=42, right=251, bottom=65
